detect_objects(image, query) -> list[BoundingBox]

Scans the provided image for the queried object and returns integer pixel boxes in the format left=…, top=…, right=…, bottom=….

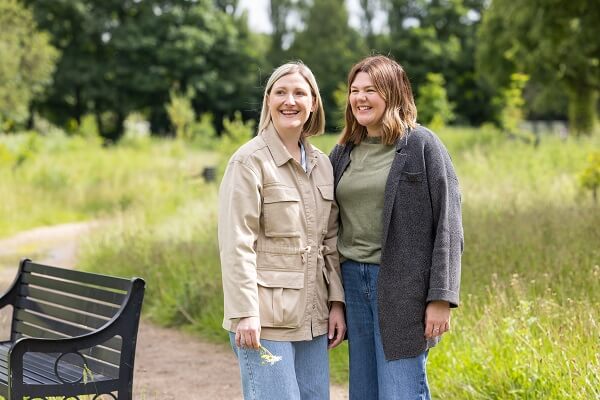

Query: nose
left=284, top=93, right=296, bottom=105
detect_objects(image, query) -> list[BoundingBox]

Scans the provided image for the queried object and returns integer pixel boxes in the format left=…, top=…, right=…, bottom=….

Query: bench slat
left=19, top=286, right=119, bottom=318
left=13, top=320, right=123, bottom=354
left=16, top=309, right=94, bottom=338
left=22, top=273, right=126, bottom=306
left=14, top=320, right=65, bottom=340
left=24, top=262, right=131, bottom=291
left=16, top=297, right=110, bottom=330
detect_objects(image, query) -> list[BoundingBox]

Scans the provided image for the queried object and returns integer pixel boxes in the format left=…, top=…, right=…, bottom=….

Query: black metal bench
left=0, top=259, right=145, bottom=400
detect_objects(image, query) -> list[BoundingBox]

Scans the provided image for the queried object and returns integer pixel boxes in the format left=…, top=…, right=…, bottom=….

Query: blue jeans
left=342, top=260, right=430, bottom=400
left=229, top=332, right=329, bottom=400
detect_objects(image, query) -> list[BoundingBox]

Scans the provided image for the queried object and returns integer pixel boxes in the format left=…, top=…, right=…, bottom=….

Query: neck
left=274, top=127, right=303, bottom=162
left=366, top=126, right=382, bottom=137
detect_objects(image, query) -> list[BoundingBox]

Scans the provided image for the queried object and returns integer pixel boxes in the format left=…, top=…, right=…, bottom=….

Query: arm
left=218, top=159, right=262, bottom=348
left=323, top=199, right=346, bottom=348
left=423, top=133, right=464, bottom=337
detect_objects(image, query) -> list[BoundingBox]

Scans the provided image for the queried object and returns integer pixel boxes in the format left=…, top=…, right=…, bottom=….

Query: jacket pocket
left=399, top=171, right=423, bottom=182
left=257, top=269, right=305, bottom=328
left=317, top=184, right=334, bottom=234
left=263, top=185, right=302, bottom=237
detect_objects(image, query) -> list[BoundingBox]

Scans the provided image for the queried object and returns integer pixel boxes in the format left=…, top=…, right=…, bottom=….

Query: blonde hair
left=258, top=61, right=325, bottom=137
left=340, top=55, right=417, bottom=145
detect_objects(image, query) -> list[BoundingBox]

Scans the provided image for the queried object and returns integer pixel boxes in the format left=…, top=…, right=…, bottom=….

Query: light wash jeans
left=229, top=332, right=329, bottom=400
left=342, top=260, right=431, bottom=400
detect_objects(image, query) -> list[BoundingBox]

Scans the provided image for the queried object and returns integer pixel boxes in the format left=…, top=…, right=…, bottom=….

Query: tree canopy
left=0, top=0, right=58, bottom=128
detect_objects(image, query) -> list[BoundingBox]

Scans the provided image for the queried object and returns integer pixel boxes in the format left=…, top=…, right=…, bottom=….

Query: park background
left=1, top=0, right=599, bottom=398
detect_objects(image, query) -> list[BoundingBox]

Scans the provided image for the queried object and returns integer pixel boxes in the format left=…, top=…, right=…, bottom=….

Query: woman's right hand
left=235, top=316, right=261, bottom=349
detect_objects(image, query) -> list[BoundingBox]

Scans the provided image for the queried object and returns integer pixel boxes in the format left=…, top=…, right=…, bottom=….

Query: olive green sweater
left=336, top=138, right=395, bottom=264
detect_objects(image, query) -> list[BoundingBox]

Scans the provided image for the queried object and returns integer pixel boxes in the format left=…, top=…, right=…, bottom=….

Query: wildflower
left=259, top=345, right=282, bottom=366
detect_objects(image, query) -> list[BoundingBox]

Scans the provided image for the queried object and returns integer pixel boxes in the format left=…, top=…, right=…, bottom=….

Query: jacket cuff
left=426, top=288, right=459, bottom=308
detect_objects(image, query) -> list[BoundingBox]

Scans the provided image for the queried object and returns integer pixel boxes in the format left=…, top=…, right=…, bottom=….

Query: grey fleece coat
left=330, top=125, right=463, bottom=360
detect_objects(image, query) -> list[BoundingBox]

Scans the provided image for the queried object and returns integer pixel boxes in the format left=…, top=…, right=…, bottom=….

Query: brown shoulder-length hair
left=339, top=55, right=417, bottom=145
left=258, top=61, right=325, bottom=137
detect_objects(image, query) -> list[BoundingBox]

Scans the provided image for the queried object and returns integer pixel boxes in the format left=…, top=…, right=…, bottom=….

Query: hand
left=327, top=302, right=346, bottom=349
left=424, top=301, right=451, bottom=339
left=235, top=316, right=261, bottom=349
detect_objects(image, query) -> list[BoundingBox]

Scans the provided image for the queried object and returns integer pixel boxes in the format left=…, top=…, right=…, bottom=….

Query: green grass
left=3, top=127, right=598, bottom=398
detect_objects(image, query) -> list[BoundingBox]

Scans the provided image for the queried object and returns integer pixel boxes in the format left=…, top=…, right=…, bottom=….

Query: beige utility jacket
left=218, top=123, right=344, bottom=341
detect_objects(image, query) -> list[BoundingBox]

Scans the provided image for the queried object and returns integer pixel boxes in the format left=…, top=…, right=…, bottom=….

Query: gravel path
left=0, top=223, right=349, bottom=399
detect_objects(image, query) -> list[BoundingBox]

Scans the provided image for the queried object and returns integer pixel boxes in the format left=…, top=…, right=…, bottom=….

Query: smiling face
left=267, top=72, right=315, bottom=138
left=349, top=72, right=387, bottom=136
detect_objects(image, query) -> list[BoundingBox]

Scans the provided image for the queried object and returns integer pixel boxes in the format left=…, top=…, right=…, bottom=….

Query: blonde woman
left=218, top=62, right=345, bottom=400
left=330, top=55, right=463, bottom=399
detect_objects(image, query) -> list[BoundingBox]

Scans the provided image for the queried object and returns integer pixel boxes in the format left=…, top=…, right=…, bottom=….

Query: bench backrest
left=9, top=260, right=144, bottom=379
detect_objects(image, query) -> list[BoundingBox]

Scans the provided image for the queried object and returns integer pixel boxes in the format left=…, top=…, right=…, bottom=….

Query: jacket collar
left=261, top=122, right=318, bottom=172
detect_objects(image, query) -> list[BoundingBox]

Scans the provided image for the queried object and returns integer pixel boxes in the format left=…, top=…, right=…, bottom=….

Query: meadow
left=1, top=126, right=598, bottom=398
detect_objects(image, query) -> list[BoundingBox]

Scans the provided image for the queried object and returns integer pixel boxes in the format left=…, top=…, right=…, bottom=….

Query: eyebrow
left=350, top=84, right=376, bottom=89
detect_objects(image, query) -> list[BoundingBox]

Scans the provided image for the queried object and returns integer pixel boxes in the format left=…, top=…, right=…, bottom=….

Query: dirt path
left=0, top=223, right=349, bottom=399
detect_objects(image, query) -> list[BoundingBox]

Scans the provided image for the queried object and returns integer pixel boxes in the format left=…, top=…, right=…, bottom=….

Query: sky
left=237, top=0, right=373, bottom=33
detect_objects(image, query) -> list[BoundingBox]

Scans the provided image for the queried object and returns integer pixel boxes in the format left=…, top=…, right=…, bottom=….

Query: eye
left=350, top=89, right=359, bottom=94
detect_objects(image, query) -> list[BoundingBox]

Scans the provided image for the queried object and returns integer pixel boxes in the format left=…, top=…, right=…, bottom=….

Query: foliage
left=477, top=0, right=600, bottom=135
left=286, top=0, right=367, bottom=130
left=23, top=0, right=266, bottom=140
left=217, top=112, right=254, bottom=175
left=0, top=0, right=58, bottom=129
left=166, top=87, right=196, bottom=141
left=0, top=132, right=217, bottom=237
left=416, top=73, right=455, bottom=130
left=578, top=151, right=600, bottom=203
left=493, top=72, right=535, bottom=143
left=383, top=0, right=494, bottom=125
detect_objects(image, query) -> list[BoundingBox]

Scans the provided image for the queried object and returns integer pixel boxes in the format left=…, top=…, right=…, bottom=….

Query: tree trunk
left=566, top=84, right=598, bottom=136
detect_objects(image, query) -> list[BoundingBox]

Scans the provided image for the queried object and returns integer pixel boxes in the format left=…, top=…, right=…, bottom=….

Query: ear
left=311, top=97, right=317, bottom=112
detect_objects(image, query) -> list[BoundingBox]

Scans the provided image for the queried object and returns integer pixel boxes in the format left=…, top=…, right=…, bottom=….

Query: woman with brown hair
left=330, top=55, right=463, bottom=399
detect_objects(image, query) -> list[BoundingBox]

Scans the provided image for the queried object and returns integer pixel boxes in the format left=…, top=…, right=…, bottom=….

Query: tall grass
left=0, top=131, right=217, bottom=237
left=5, top=127, right=598, bottom=398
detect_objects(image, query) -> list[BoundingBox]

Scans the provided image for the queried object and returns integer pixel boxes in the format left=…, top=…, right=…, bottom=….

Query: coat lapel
left=381, top=132, right=410, bottom=250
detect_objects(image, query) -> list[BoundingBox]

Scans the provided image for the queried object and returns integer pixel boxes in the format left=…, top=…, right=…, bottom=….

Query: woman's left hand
left=327, top=301, right=346, bottom=349
left=424, top=300, right=451, bottom=338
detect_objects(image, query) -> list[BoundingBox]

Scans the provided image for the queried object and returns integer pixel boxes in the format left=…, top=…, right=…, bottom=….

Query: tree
left=287, top=0, right=367, bottom=131
left=267, top=0, right=297, bottom=67
left=477, top=0, right=600, bottom=135
left=25, top=0, right=266, bottom=140
left=381, top=0, right=494, bottom=125
left=416, top=73, right=455, bottom=130
left=0, top=0, right=58, bottom=129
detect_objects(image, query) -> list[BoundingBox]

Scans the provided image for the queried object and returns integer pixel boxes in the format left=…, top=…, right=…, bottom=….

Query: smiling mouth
left=357, top=106, right=371, bottom=111
left=280, top=110, right=300, bottom=116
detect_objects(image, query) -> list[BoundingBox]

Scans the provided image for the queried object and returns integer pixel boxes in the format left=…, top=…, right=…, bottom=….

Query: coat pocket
left=317, top=184, right=334, bottom=234
left=263, top=185, right=302, bottom=237
left=399, top=171, right=423, bottom=182
left=256, top=269, right=305, bottom=328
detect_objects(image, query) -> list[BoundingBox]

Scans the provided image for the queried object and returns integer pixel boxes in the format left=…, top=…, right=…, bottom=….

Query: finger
left=424, top=322, right=433, bottom=338
left=328, top=319, right=336, bottom=340
left=235, top=330, right=242, bottom=347
left=251, top=331, right=261, bottom=349
left=328, top=324, right=345, bottom=349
